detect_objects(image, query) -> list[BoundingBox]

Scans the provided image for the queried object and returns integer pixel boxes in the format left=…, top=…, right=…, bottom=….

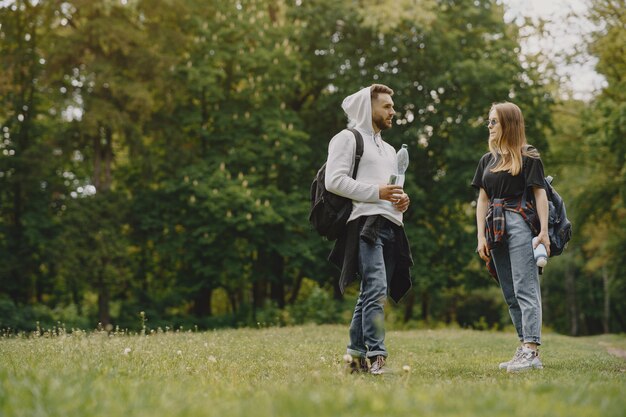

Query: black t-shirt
left=472, top=152, right=546, bottom=199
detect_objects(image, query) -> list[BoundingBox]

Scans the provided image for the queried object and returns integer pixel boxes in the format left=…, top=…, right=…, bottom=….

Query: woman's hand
left=476, top=236, right=490, bottom=262
left=532, top=187, right=551, bottom=256
left=534, top=231, right=551, bottom=257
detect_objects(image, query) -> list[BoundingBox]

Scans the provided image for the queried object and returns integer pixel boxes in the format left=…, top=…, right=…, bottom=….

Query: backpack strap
left=520, top=145, right=536, bottom=209
left=346, top=128, right=364, bottom=179
left=521, top=155, right=528, bottom=209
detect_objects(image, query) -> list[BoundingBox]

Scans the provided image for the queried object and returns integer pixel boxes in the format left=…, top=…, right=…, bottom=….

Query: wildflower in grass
left=177, top=350, right=182, bottom=356
left=123, top=348, right=131, bottom=355
left=402, top=365, right=411, bottom=373
left=208, top=355, right=217, bottom=363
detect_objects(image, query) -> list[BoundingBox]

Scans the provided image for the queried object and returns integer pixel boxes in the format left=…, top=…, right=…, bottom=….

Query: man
left=326, top=84, right=413, bottom=375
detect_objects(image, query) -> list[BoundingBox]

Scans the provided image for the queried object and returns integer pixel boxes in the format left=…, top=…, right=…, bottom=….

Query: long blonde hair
left=489, top=102, right=539, bottom=176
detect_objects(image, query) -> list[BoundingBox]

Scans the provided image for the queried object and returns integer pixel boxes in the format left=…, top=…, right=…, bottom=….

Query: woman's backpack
left=309, top=129, right=364, bottom=241
left=523, top=172, right=572, bottom=257
left=544, top=176, right=572, bottom=256
left=522, top=148, right=572, bottom=256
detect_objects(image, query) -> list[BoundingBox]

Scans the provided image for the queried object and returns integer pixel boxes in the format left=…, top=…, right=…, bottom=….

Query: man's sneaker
left=346, top=355, right=368, bottom=373
left=499, top=346, right=523, bottom=370
left=369, top=355, right=386, bottom=375
left=507, top=346, right=543, bottom=372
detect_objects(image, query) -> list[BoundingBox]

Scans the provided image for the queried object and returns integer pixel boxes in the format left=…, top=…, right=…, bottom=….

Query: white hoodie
left=324, top=86, right=402, bottom=226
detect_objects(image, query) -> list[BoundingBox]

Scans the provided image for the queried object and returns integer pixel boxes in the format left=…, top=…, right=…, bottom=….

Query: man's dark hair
left=370, top=84, right=394, bottom=100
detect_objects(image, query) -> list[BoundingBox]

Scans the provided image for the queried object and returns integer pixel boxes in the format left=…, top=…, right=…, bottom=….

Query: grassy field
left=1, top=325, right=624, bottom=417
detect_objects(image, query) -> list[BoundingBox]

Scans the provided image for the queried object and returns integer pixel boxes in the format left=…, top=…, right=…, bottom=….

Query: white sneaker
left=507, top=346, right=543, bottom=372
left=369, top=355, right=386, bottom=375
left=499, top=346, right=523, bottom=370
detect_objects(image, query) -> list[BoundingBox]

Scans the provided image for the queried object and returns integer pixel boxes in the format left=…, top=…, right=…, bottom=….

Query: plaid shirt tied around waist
left=484, top=197, right=540, bottom=282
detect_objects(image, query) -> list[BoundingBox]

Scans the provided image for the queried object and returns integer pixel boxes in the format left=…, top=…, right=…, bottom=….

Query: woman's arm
left=532, top=187, right=551, bottom=256
left=476, top=188, right=490, bottom=261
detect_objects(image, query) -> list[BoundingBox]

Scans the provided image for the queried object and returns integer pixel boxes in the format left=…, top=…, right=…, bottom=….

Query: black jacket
left=328, top=215, right=413, bottom=303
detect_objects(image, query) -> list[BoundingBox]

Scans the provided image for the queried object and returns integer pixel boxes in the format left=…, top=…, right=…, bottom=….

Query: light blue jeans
left=346, top=221, right=396, bottom=359
left=491, top=211, right=542, bottom=345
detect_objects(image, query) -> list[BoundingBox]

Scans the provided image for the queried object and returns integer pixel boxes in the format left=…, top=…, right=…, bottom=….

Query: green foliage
left=0, top=0, right=623, bottom=334
left=0, top=295, right=90, bottom=331
left=539, top=0, right=626, bottom=335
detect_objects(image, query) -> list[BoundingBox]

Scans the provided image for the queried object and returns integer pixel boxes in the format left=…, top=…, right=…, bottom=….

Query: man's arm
left=325, top=131, right=385, bottom=202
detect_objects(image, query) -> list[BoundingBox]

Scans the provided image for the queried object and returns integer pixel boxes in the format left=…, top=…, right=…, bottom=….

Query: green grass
left=1, top=325, right=624, bottom=417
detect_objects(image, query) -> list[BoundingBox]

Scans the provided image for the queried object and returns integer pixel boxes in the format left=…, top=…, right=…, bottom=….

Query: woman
left=472, top=102, right=550, bottom=372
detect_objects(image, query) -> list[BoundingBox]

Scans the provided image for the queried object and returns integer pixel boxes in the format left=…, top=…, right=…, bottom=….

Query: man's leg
left=347, top=278, right=367, bottom=360
left=360, top=224, right=395, bottom=361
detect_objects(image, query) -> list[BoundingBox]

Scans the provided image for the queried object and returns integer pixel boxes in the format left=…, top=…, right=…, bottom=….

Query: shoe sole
left=507, top=364, right=543, bottom=373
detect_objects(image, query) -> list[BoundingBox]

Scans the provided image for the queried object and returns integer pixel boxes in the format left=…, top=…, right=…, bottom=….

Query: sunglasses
left=486, top=119, right=498, bottom=127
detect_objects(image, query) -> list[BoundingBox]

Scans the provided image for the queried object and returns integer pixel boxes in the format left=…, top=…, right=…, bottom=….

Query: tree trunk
left=200, top=86, right=208, bottom=156
left=421, top=290, right=430, bottom=322
left=403, top=290, right=416, bottom=322
left=269, top=252, right=285, bottom=308
left=289, top=271, right=304, bottom=304
left=565, top=263, right=578, bottom=336
left=228, top=290, right=238, bottom=314
left=602, top=266, right=611, bottom=334
left=270, top=280, right=285, bottom=309
left=252, top=279, right=267, bottom=309
left=542, top=272, right=549, bottom=326
left=97, top=268, right=111, bottom=326
left=193, top=286, right=213, bottom=317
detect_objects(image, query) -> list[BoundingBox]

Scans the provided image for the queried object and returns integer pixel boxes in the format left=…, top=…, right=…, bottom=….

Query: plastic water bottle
left=532, top=237, right=548, bottom=267
left=395, top=144, right=409, bottom=187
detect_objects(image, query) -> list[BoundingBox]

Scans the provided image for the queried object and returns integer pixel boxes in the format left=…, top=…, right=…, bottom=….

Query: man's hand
left=379, top=185, right=409, bottom=212
left=394, top=193, right=410, bottom=212
left=379, top=184, right=404, bottom=203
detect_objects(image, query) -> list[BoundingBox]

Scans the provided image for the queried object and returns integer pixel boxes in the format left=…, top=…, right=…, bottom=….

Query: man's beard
left=374, top=115, right=392, bottom=131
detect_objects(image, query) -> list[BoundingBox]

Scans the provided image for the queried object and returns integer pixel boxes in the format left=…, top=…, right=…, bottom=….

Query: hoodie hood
left=342, top=86, right=373, bottom=134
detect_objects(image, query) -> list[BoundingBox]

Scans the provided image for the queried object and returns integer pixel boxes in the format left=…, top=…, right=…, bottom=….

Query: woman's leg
left=505, top=211, right=542, bottom=346
left=491, top=242, right=524, bottom=342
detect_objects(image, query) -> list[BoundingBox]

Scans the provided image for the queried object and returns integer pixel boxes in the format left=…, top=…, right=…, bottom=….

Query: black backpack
left=544, top=175, right=572, bottom=256
left=309, top=128, right=364, bottom=241
left=522, top=148, right=572, bottom=256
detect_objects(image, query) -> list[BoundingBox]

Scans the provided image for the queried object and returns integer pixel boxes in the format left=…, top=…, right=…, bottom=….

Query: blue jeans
left=491, top=211, right=542, bottom=345
left=347, top=220, right=396, bottom=359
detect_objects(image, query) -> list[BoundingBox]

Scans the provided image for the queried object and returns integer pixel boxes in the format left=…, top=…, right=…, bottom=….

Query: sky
left=501, top=0, right=606, bottom=100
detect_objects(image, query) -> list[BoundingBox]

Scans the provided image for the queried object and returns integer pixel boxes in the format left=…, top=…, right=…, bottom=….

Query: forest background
left=1, top=0, right=624, bottom=336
